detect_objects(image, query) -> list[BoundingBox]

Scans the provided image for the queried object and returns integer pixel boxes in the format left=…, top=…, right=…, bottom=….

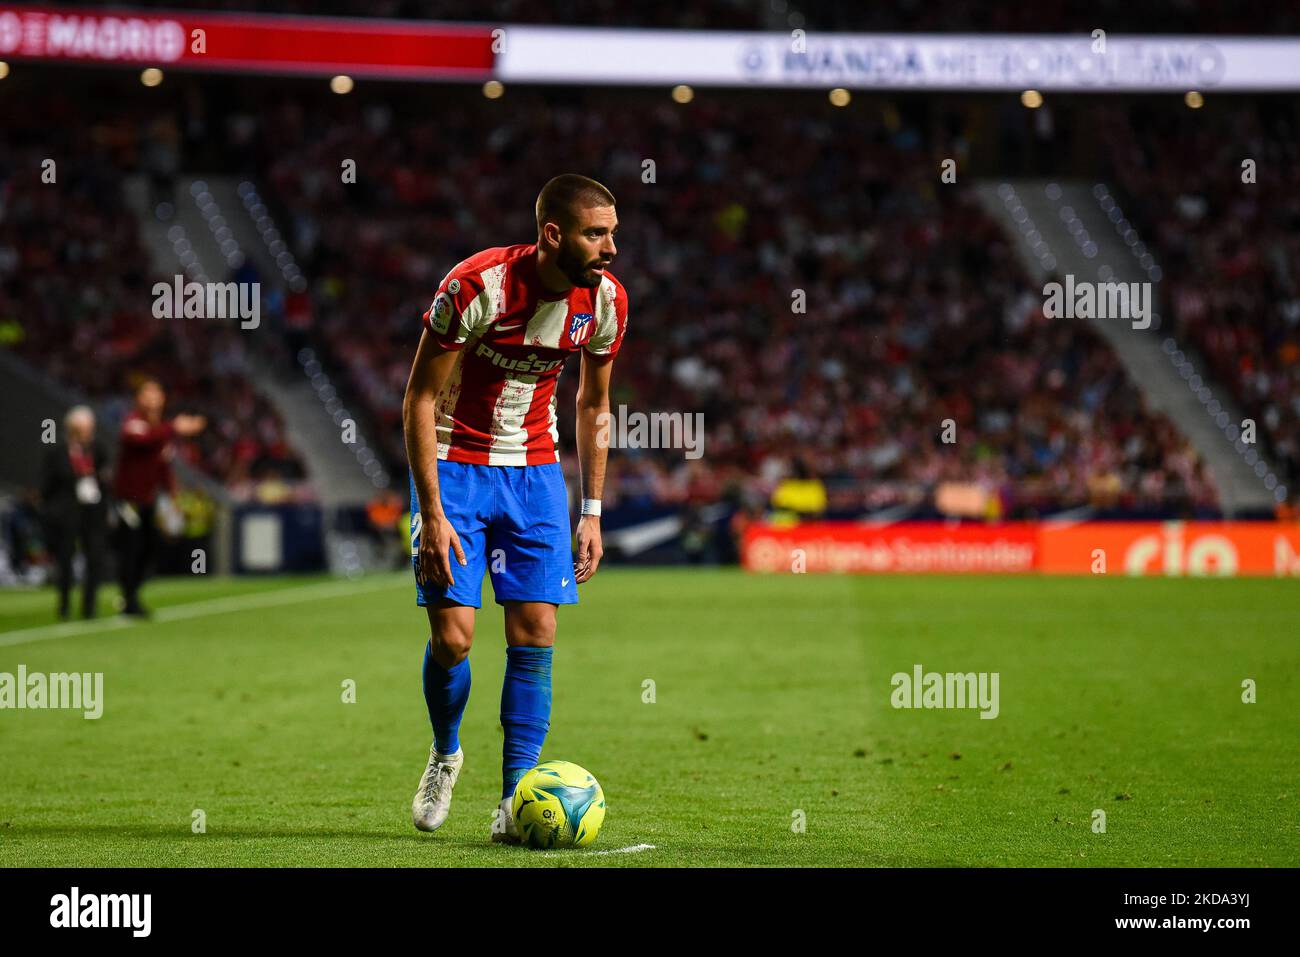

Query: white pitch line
left=0, top=615, right=136, bottom=645
left=0, top=574, right=407, bottom=649
left=590, top=843, right=656, bottom=856
left=152, top=575, right=404, bottom=624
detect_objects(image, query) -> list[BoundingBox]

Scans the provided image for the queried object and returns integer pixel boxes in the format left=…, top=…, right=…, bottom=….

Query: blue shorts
left=409, top=461, right=578, bottom=609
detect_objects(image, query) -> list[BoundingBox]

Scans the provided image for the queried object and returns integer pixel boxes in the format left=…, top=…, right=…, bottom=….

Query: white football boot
left=490, top=795, right=522, bottom=845
left=411, top=745, right=463, bottom=832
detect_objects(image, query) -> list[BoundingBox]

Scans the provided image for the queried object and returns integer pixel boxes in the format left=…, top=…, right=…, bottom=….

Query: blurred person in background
left=365, top=488, right=408, bottom=570
left=769, top=458, right=828, bottom=523
left=112, top=379, right=206, bottom=617
left=40, top=405, right=111, bottom=619
left=1, top=490, right=46, bottom=585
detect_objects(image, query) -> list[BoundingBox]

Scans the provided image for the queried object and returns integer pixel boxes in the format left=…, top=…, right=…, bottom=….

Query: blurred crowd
left=1097, top=101, right=1300, bottom=494
left=245, top=87, right=1219, bottom=517
left=7, top=70, right=1297, bottom=521
left=0, top=100, right=307, bottom=496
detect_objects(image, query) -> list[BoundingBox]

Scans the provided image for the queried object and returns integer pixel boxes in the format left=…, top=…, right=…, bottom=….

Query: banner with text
left=499, top=29, right=1300, bottom=91
left=3, top=8, right=1298, bottom=91
left=743, top=522, right=1300, bottom=576
left=0, top=5, right=494, bottom=79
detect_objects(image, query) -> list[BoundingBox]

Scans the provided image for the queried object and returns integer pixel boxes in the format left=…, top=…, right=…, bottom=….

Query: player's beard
left=556, top=239, right=607, bottom=289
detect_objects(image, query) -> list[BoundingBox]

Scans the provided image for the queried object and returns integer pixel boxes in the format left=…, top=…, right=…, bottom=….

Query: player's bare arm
left=574, top=351, right=615, bottom=584
left=402, top=329, right=467, bottom=589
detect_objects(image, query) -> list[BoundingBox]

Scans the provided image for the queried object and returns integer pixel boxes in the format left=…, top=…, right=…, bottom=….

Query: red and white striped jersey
left=420, top=243, right=629, bottom=466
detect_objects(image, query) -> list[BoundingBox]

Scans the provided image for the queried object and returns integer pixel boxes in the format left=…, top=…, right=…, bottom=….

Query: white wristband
left=581, top=498, right=602, bottom=517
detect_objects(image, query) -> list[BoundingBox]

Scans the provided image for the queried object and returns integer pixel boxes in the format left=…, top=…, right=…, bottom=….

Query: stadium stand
left=0, top=95, right=308, bottom=495
left=1095, top=101, right=1300, bottom=495
left=246, top=87, right=1224, bottom=517
left=4, top=72, right=1296, bottom=523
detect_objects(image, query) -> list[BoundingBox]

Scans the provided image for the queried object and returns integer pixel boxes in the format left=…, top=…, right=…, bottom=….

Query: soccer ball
left=511, top=760, right=606, bottom=849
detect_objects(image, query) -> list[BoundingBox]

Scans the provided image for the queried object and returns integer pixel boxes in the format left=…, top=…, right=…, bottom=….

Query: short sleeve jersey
left=421, top=243, right=628, bottom=465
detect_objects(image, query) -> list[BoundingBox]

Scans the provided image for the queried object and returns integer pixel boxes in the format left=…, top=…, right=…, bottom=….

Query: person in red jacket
left=112, top=379, right=205, bottom=617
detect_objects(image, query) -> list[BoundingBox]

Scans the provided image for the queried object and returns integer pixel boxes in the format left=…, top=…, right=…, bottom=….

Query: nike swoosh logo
left=497, top=321, right=525, bottom=331
left=561, top=578, right=570, bottom=587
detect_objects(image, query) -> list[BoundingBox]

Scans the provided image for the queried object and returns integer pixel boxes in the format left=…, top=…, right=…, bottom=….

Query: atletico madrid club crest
left=569, top=312, right=595, bottom=346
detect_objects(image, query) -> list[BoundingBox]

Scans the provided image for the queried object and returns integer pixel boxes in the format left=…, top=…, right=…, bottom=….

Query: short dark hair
left=535, top=174, right=616, bottom=234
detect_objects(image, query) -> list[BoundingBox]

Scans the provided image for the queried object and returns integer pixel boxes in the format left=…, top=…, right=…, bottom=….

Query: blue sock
left=422, top=641, right=470, bottom=755
left=500, top=645, right=552, bottom=799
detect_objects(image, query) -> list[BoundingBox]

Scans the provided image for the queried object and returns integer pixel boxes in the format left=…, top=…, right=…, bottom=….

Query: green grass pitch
left=0, top=570, right=1296, bottom=867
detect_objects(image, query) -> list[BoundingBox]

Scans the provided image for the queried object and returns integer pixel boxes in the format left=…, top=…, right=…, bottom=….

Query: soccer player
left=402, top=174, right=627, bottom=842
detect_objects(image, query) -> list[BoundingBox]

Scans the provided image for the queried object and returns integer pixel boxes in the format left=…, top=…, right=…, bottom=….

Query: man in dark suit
left=41, top=405, right=111, bottom=620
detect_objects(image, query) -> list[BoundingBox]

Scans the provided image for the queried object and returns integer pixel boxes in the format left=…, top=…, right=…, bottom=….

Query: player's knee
left=427, top=603, right=475, bottom=664
left=433, top=620, right=473, bottom=662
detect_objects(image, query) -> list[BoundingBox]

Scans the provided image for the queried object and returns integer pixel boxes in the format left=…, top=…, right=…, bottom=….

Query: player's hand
left=419, top=513, right=466, bottom=589
left=574, top=515, right=603, bottom=584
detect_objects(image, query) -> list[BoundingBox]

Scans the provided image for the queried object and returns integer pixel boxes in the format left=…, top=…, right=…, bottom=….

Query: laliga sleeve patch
left=429, top=291, right=453, bottom=334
